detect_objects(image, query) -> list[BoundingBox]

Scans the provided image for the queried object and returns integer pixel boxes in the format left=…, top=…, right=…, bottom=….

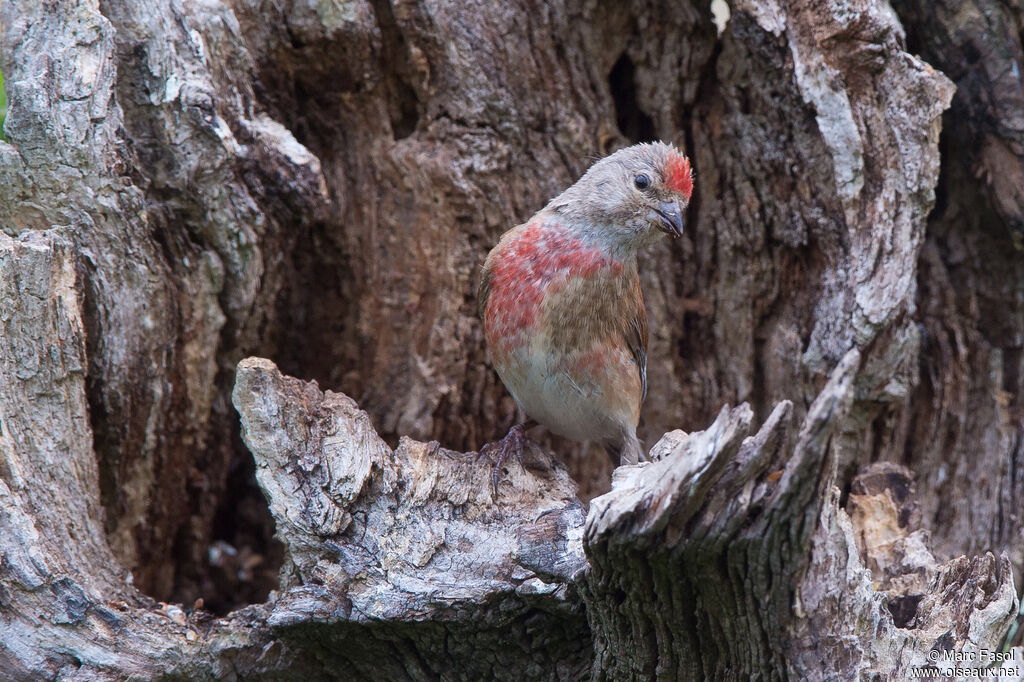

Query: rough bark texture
left=2, top=0, right=1024, bottom=678
left=887, top=0, right=1024, bottom=583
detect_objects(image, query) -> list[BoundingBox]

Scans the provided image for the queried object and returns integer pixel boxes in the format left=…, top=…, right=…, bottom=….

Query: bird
left=477, top=141, right=693, bottom=490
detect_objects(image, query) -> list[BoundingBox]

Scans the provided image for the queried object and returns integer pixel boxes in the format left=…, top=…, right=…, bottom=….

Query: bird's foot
left=479, top=423, right=528, bottom=494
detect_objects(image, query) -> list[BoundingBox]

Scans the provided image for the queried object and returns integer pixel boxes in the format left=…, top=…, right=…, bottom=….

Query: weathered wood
left=585, top=350, right=1018, bottom=679
left=233, top=358, right=593, bottom=680
left=2, top=0, right=1024, bottom=678
left=886, top=0, right=1024, bottom=579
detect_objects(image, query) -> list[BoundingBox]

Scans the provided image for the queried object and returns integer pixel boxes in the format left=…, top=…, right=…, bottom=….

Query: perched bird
left=478, top=141, right=693, bottom=488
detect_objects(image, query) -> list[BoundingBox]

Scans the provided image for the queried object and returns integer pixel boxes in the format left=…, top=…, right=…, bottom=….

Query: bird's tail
left=609, top=433, right=647, bottom=466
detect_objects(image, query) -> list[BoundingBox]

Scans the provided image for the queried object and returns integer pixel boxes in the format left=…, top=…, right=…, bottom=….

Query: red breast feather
left=481, top=219, right=623, bottom=351
left=479, top=218, right=647, bottom=443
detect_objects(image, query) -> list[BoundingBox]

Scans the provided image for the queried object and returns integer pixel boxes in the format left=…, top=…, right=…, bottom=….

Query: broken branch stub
left=232, top=357, right=592, bottom=679
left=581, top=350, right=859, bottom=680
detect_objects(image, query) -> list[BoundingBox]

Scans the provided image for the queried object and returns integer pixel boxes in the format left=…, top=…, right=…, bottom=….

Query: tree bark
left=1, top=0, right=1023, bottom=679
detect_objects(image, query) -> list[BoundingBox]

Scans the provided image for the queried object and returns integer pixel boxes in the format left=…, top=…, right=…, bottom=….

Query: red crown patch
left=664, top=153, right=693, bottom=200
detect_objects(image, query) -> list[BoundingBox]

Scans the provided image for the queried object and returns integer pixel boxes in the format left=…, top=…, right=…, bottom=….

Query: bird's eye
left=634, top=174, right=651, bottom=190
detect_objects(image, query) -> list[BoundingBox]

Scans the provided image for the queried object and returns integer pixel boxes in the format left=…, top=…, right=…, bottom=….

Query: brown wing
left=624, top=279, right=649, bottom=404
left=478, top=254, right=494, bottom=320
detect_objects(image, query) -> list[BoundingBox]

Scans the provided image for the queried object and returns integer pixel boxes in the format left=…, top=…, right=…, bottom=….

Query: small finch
left=478, top=141, right=693, bottom=487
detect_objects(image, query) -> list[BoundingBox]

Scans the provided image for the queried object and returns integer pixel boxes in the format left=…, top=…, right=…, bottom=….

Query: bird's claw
left=480, top=424, right=527, bottom=494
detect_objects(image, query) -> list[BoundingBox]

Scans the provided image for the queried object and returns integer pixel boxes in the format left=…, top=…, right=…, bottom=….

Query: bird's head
left=546, top=141, right=694, bottom=255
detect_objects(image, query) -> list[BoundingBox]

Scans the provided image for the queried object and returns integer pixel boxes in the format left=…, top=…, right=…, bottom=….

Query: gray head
left=545, top=141, right=694, bottom=254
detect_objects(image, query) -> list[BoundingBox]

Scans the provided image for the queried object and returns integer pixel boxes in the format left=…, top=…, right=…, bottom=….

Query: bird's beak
left=648, top=200, right=684, bottom=238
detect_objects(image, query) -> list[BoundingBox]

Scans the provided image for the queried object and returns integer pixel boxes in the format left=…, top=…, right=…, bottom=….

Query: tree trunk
left=1, top=0, right=1022, bottom=679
